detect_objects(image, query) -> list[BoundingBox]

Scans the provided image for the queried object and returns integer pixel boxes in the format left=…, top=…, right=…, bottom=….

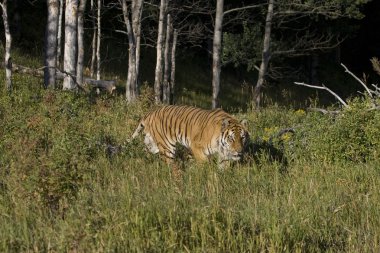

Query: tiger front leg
left=217, top=156, right=231, bottom=170
left=190, top=145, right=210, bottom=162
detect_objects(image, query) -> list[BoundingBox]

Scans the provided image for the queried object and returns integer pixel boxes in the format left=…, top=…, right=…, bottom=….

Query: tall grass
left=1, top=70, right=380, bottom=252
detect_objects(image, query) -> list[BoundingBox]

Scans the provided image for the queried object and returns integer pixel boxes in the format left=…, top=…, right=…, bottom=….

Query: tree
left=63, top=0, right=78, bottom=90
left=0, top=0, right=12, bottom=92
left=44, top=0, right=59, bottom=89
left=170, top=29, right=178, bottom=104
left=121, top=0, right=143, bottom=103
left=223, top=0, right=371, bottom=109
left=211, top=0, right=224, bottom=109
left=96, top=0, right=101, bottom=81
left=253, top=0, right=273, bottom=109
left=56, top=0, right=64, bottom=67
left=90, top=0, right=96, bottom=78
left=154, top=0, right=167, bottom=104
left=76, top=0, right=87, bottom=87
left=162, top=14, right=172, bottom=104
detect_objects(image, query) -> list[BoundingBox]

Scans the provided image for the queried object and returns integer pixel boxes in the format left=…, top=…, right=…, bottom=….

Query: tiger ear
left=221, top=119, right=230, bottom=131
left=240, top=119, right=248, bottom=128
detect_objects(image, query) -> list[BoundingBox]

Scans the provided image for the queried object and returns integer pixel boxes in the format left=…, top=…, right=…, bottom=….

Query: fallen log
left=3, top=63, right=117, bottom=94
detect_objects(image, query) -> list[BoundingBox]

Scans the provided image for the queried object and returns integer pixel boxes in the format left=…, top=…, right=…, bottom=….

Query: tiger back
left=132, top=105, right=249, bottom=165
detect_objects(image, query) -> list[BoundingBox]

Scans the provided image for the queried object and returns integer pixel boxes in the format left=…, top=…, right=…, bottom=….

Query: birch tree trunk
left=56, top=0, right=64, bottom=67
left=122, top=0, right=143, bottom=102
left=44, top=0, right=59, bottom=89
left=132, top=0, right=143, bottom=91
left=154, top=0, right=167, bottom=104
left=211, top=0, right=224, bottom=109
left=63, top=0, right=78, bottom=90
left=170, top=29, right=178, bottom=104
left=122, top=0, right=136, bottom=102
left=76, top=0, right=87, bottom=87
left=90, top=0, right=96, bottom=78
left=253, top=0, right=274, bottom=109
left=0, top=0, right=12, bottom=92
left=96, top=0, right=101, bottom=80
left=162, top=14, right=172, bottom=104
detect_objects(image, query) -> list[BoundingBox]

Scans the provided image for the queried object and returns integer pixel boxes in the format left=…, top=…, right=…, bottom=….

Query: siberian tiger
left=131, top=105, right=249, bottom=167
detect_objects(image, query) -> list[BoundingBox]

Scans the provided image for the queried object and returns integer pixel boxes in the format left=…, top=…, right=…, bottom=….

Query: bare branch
left=223, top=4, right=266, bottom=16
left=341, top=63, right=373, bottom=99
left=307, top=108, right=340, bottom=115
left=294, top=82, right=348, bottom=107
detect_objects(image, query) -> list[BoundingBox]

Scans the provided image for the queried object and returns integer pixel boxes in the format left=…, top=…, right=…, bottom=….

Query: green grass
left=1, top=55, right=380, bottom=252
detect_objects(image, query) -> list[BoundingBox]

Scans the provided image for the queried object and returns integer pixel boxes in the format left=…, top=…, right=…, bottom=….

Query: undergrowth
left=0, top=72, right=380, bottom=252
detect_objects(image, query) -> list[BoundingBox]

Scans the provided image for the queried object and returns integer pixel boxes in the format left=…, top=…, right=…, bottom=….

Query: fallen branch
left=306, top=108, right=340, bottom=115
left=3, top=63, right=117, bottom=94
left=294, top=82, right=349, bottom=108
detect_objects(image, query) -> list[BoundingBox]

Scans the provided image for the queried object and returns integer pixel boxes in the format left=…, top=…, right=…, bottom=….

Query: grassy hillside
left=1, top=64, right=380, bottom=252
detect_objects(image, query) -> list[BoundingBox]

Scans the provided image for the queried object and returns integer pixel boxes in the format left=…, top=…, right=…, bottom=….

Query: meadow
left=1, top=66, right=380, bottom=252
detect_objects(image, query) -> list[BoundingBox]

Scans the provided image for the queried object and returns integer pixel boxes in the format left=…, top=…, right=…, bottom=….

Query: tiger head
left=219, top=118, right=249, bottom=161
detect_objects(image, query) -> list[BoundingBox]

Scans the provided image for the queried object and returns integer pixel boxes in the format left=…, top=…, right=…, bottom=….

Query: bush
left=292, top=98, right=380, bottom=163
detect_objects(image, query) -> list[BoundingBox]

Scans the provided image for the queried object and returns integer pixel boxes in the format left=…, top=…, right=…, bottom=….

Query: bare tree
left=211, top=0, right=224, bottom=109
left=162, top=14, right=172, bottom=104
left=90, top=0, right=96, bottom=78
left=253, top=0, right=274, bottom=109
left=170, top=29, right=178, bottom=104
left=44, top=0, right=59, bottom=89
left=76, top=0, right=87, bottom=87
left=63, top=0, right=78, bottom=90
left=154, top=0, right=167, bottom=104
left=56, top=0, right=64, bottom=67
left=96, top=0, right=101, bottom=80
left=132, top=0, right=143, bottom=90
left=121, top=0, right=143, bottom=102
left=0, top=0, right=12, bottom=92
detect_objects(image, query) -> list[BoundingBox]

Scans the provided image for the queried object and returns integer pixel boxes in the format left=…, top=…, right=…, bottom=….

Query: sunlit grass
left=1, top=59, right=380, bottom=252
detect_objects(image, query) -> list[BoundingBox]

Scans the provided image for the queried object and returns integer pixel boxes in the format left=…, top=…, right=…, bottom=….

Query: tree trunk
left=170, top=29, right=178, bottom=104
left=211, top=0, right=224, bottom=109
left=90, top=0, right=96, bottom=78
left=122, top=0, right=143, bottom=102
left=122, top=0, right=137, bottom=102
left=96, top=0, right=101, bottom=80
left=44, top=0, right=59, bottom=89
left=253, top=0, right=274, bottom=109
left=63, top=0, right=78, bottom=90
left=132, top=0, right=143, bottom=92
left=163, top=14, right=172, bottom=104
left=56, top=0, right=64, bottom=67
left=154, top=0, right=167, bottom=104
left=76, top=0, right=87, bottom=87
left=1, top=0, right=12, bottom=92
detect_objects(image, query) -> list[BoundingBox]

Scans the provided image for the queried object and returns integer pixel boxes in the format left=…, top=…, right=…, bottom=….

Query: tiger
left=131, top=105, right=249, bottom=167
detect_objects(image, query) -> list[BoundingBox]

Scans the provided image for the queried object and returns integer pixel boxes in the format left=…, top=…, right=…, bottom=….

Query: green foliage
left=291, top=98, right=380, bottom=163
left=223, top=23, right=262, bottom=71
left=1, top=71, right=380, bottom=251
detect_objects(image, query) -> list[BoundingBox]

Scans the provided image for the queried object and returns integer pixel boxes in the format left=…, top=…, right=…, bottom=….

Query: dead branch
left=294, top=82, right=348, bottom=107
left=341, top=63, right=373, bottom=99
left=3, top=63, right=116, bottom=94
left=306, top=108, right=340, bottom=115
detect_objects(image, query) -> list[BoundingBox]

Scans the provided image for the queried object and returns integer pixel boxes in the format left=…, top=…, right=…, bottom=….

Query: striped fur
left=132, top=105, right=249, bottom=164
